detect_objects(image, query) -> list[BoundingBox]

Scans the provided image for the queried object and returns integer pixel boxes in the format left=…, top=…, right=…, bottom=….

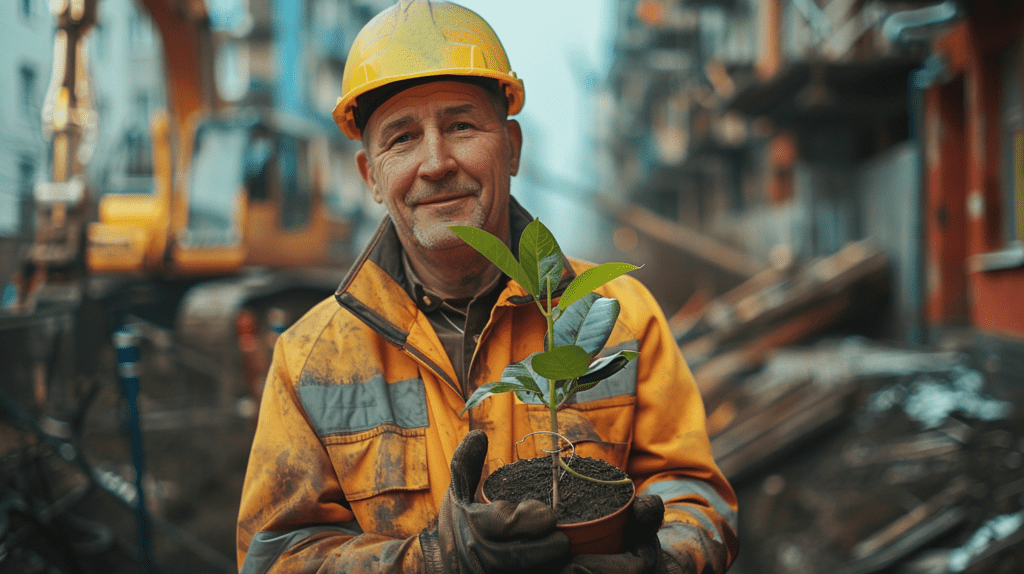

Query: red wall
left=928, top=7, right=1024, bottom=338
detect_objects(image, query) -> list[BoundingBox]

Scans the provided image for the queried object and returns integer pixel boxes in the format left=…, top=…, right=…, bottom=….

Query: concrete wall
left=858, top=142, right=921, bottom=339
left=717, top=141, right=921, bottom=340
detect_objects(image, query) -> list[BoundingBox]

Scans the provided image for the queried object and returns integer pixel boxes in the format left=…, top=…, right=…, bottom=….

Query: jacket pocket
left=323, top=425, right=434, bottom=538
left=323, top=425, right=429, bottom=500
left=525, top=395, right=636, bottom=469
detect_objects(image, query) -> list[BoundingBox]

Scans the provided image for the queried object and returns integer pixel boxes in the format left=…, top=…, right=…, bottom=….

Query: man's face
left=356, top=81, right=522, bottom=253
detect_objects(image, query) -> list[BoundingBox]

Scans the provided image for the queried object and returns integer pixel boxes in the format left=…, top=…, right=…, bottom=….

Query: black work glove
left=421, top=430, right=570, bottom=573
left=560, top=494, right=680, bottom=574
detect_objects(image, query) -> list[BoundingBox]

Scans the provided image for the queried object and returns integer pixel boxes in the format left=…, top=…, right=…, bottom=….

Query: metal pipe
left=884, top=0, right=959, bottom=343
left=114, top=325, right=154, bottom=571
left=882, top=1, right=960, bottom=44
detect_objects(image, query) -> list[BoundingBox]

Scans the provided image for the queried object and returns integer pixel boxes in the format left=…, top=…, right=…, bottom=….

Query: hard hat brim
left=333, top=69, right=525, bottom=140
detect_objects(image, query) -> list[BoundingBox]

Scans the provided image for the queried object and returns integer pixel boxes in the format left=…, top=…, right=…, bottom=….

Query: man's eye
left=393, top=133, right=412, bottom=144
left=453, top=122, right=473, bottom=131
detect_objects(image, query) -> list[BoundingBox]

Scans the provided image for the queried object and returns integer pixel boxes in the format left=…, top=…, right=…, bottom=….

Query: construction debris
left=679, top=239, right=891, bottom=401
left=684, top=242, right=1024, bottom=573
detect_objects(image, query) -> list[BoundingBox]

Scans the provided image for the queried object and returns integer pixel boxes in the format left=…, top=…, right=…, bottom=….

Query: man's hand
left=421, top=430, right=570, bottom=573
left=560, top=494, right=682, bottom=574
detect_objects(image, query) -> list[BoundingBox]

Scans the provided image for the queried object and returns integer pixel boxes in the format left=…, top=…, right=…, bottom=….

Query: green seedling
left=450, top=219, right=640, bottom=509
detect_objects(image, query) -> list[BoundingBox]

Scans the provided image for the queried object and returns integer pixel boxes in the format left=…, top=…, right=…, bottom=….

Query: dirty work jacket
left=237, top=204, right=739, bottom=573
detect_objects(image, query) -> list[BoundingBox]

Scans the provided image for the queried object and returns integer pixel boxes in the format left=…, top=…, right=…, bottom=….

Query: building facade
left=600, top=0, right=1024, bottom=343
left=0, top=0, right=54, bottom=283
left=0, top=0, right=397, bottom=289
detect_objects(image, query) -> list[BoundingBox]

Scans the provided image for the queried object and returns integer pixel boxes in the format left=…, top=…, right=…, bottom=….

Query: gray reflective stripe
left=298, top=376, right=428, bottom=436
left=641, top=478, right=738, bottom=533
left=568, top=340, right=640, bottom=403
left=241, top=525, right=359, bottom=574
left=660, top=507, right=724, bottom=543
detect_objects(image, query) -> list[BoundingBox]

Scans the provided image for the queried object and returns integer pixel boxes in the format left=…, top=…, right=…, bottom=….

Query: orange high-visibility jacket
left=237, top=202, right=738, bottom=573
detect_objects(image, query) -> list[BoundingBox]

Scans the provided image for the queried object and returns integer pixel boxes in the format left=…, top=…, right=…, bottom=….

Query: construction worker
left=236, top=1, right=738, bottom=573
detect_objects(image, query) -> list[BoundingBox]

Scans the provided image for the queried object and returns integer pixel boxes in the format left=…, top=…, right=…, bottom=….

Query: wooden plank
left=850, top=477, right=972, bottom=560
left=681, top=240, right=889, bottom=372
left=712, top=377, right=857, bottom=480
left=694, top=295, right=851, bottom=398
left=838, top=507, right=968, bottom=574
left=597, top=195, right=766, bottom=278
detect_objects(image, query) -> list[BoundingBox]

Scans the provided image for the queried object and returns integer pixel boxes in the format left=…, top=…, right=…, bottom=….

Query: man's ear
left=506, top=119, right=523, bottom=176
left=356, top=149, right=383, bottom=204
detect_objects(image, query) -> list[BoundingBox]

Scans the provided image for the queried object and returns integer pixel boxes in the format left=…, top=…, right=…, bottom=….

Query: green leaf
left=519, top=219, right=563, bottom=298
left=531, top=345, right=593, bottom=381
left=558, top=351, right=640, bottom=407
left=501, top=361, right=545, bottom=397
left=515, top=388, right=545, bottom=404
left=449, top=226, right=533, bottom=293
left=502, top=357, right=549, bottom=404
left=460, top=381, right=531, bottom=415
left=554, top=294, right=620, bottom=356
left=537, top=253, right=564, bottom=300
left=559, top=262, right=640, bottom=311
left=576, top=350, right=640, bottom=385
left=558, top=380, right=598, bottom=408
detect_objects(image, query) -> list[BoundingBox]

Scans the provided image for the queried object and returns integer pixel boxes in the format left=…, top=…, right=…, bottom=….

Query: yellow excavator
left=24, top=0, right=359, bottom=411
left=87, top=0, right=354, bottom=276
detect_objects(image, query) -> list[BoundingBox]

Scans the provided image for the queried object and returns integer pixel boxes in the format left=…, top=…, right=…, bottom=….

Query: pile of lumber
left=678, top=239, right=890, bottom=402
left=679, top=241, right=1024, bottom=573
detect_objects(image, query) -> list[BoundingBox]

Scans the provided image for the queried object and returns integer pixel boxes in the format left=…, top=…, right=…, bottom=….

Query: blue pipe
left=883, top=0, right=959, bottom=345
left=882, top=1, right=959, bottom=44
left=114, top=325, right=153, bottom=571
left=908, top=59, right=952, bottom=345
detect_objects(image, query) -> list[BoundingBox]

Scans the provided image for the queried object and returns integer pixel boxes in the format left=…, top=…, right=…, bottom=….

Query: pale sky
left=453, top=0, right=616, bottom=191
left=452, top=1, right=618, bottom=260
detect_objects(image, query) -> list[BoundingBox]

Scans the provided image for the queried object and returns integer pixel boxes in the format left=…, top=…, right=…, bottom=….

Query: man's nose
left=418, top=129, right=457, bottom=180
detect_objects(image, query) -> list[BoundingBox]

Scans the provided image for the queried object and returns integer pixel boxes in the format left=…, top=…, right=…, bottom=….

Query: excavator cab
left=89, top=110, right=345, bottom=277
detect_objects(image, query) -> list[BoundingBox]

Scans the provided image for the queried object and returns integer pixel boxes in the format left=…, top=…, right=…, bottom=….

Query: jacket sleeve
left=623, top=280, right=739, bottom=574
left=236, top=337, right=424, bottom=574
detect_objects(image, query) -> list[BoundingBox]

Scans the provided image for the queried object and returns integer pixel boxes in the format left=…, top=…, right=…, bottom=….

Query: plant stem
left=541, top=276, right=561, bottom=510
left=557, top=457, right=632, bottom=485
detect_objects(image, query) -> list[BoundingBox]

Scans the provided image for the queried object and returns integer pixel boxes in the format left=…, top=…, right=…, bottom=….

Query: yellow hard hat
left=332, top=0, right=525, bottom=140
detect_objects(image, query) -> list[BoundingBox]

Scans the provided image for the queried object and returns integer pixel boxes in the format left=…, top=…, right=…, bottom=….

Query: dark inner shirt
left=401, top=254, right=504, bottom=398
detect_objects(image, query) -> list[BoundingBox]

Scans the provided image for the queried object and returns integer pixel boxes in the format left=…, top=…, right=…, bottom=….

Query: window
left=124, top=131, right=152, bottom=176
left=215, top=40, right=250, bottom=102
left=208, top=0, right=251, bottom=33
left=185, top=123, right=248, bottom=245
left=128, top=10, right=156, bottom=49
left=974, top=36, right=1024, bottom=272
left=1001, top=38, right=1024, bottom=244
left=20, top=65, right=37, bottom=115
left=278, top=135, right=312, bottom=229
left=18, top=156, right=35, bottom=236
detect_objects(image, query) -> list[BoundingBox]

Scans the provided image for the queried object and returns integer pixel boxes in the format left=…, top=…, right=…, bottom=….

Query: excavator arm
left=138, top=0, right=220, bottom=135
left=87, top=0, right=223, bottom=275
left=26, top=0, right=219, bottom=285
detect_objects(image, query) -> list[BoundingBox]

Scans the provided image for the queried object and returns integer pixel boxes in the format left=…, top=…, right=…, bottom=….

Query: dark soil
left=482, top=456, right=633, bottom=524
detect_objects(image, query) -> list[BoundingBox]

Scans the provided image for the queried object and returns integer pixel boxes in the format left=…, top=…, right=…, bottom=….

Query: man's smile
left=407, top=185, right=479, bottom=208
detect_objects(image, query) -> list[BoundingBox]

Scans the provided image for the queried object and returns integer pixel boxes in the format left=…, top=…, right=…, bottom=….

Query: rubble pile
left=680, top=242, right=1024, bottom=573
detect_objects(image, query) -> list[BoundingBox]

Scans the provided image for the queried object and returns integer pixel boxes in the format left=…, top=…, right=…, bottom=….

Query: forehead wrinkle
left=440, top=103, right=479, bottom=119
left=378, top=114, right=416, bottom=145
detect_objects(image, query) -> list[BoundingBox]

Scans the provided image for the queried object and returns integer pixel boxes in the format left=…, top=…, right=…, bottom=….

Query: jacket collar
left=334, top=197, right=576, bottom=345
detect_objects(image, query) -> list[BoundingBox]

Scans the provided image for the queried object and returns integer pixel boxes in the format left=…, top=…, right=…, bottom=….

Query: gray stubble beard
left=411, top=203, right=486, bottom=250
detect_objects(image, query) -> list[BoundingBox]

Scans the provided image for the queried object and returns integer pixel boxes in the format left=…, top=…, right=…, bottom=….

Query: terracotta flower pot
left=480, top=456, right=635, bottom=555
left=555, top=483, right=634, bottom=555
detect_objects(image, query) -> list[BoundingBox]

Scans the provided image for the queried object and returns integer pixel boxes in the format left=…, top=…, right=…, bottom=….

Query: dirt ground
left=4, top=309, right=1023, bottom=574
left=1, top=315, right=256, bottom=574
left=725, top=335, right=1024, bottom=574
